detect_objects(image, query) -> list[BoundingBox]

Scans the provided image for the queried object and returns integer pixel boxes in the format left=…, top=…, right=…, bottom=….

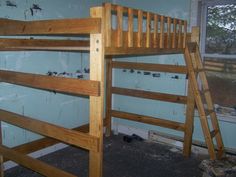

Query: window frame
left=200, top=0, right=236, bottom=59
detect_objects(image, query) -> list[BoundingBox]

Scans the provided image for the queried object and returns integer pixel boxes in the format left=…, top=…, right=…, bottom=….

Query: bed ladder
left=184, top=42, right=225, bottom=160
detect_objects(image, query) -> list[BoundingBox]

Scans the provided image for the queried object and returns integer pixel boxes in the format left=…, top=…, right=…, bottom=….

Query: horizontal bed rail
left=0, top=70, right=100, bottom=96
left=112, top=87, right=187, bottom=104
left=112, top=61, right=187, bottom=74
left=0, top=38, right=90, bottom=51
left=111, top=110, right=185, bottom=131
left=103, top=3, right=188, bottom=54
left=0, top=145, right=76, bottom=177
left=0, top=18, right=101, bottom=35
left=0, top=109, right=99, bottom=152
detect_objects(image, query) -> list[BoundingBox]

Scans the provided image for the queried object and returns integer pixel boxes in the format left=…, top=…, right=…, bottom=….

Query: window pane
left=206, top=4, right=236, bottom=54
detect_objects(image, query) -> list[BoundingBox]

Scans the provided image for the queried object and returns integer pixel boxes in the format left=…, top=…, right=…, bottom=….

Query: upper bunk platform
left=0, top=3, right=191, bottom=56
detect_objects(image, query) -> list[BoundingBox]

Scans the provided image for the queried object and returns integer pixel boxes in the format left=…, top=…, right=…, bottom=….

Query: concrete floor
left=5, top=134, right=204, bottom=177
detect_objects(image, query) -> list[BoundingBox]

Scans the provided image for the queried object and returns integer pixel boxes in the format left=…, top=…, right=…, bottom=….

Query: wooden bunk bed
left=0, top=3, right=224, bottom=177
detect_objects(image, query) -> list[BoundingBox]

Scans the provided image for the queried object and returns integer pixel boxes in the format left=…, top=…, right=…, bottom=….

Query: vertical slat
left=167, top=17, right=171, bottom=48
left=146, top=12, right=151, bottom=48
left=172, top=18, right=177, bottom=48
left=89, top=7, right=104, bottom=177
left=105, top=58, right=112, bottom=136
left=153, top=14, right=158, bottom=48
left=160, top=15, right=164, bottom=48
left=128, top=8, right=134, bottom=47
left=183, top=20, right=187, bottom=48
left=137, top=10, right=143, bottom=47
left=104, top=3, right=112, bottom=47
left=178, top=20, right=182, bottom=48
left=117, top=6, right=123, bottom=47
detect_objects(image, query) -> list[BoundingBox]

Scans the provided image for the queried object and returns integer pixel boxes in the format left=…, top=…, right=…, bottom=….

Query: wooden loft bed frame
left=0, top=3, right=224, bottom=177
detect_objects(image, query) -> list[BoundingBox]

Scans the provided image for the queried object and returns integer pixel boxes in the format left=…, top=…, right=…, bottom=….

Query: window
left=200, top=0, right=236, bottom=117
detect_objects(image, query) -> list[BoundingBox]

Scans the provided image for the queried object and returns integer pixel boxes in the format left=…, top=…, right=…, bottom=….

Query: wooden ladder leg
left=194, top=47, right=225, bottom=158
left=105, top=58, right=112, bottom=136
left=89, top=7, right=104, bottom=177
left=184, top=46, right=217, bottom=160
left=0, top=121, right=4, bottom=177
left=183, top=80, right=195, bottom=157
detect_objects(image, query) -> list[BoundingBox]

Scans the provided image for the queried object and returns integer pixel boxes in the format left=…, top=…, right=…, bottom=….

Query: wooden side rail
left=0, top=38, right=90, bottom=51
left=111, top=110, right=185, bottom=131
left=0, top=70, right=100, bottom=96
left=104, top=3, right=187, bottom=50
left=0, top=18, right=101, bottom=35
left=0, top=109, right=99, bottom=152
left=112, top=61, right=187, bottom=74
left=0, top=145, right=76, bottom=177
left=112, top=87, right=187, bottom=104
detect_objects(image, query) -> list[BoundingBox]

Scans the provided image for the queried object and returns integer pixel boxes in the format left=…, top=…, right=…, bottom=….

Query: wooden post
left=128, top=8, right=134, bottom=48
left=137, top=10, right=143, bottom=47
left=105, top=58, right=112, bottom=136
left=89, top=7, right=104, bottom=177
left=160, top=16, right=164, bottom=48
left=146, top=12, right=151, bottom=48
left=183, top=26, right=200, bottom=157
left=0, top=121, right=3, bottom=177
left=172, top=18, right=177, bottom=48
left=104, top=3, right=111, bottom=47
left=117, top=6, right=123, bottom=47
left=153, top=15, right=158, bottom=48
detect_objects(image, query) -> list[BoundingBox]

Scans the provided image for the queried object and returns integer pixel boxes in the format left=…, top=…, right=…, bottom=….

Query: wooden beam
left=112, top=87, right=187, bottom=104
left=0, top=109, right=99, bottom=152
left=105, top=59, right=113, bottom=136
left=0, top=18, right=101, bottom=35
left=0, top=38, right=89, bottom=51
left=137, top=10, right=143, bottom=47
left=172, top=19, right=177, bottom=48
left=146, top=12, right=151, bottom=48
left=128, top=8, right=134, bottom=47
left=111, top=110, right=185, bottom=131
left=0, top=120, right=3, bottom=177
left=160, top=16, right=164, bottom=48
left=153, top=15, right=158, bottom=48
left=104, top=3, right=112, bottom=47
left=117, top=6, right=123, bottom=47
left=0, top=70, right=100, bottom=96
left=112, top=61, right=187, bottom=74
left=105, top=47, right=184, bottom=55
left=0, top=145, right=76, bottom=177
left=89, top=7, right=104, bottom=177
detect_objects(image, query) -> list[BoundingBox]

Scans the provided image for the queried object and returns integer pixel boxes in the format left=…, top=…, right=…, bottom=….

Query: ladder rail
left=194, top=45, right=225, bottom=158
left=184, top=43, right=227, bottom=159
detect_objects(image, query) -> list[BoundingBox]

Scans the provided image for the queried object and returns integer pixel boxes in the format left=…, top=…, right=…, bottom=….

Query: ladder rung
left=201, top=89, right=210, bottom=94
left=210, top=129, right=219, bottom=138
left=195, top=68, right=205, bottom=73
left=205, top=109, right=214, bottom=116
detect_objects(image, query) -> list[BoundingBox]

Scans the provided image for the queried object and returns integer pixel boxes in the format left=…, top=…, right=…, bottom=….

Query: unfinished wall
left=0, top=0, right=109, bottom=147
left=111, top=0, right=236, bottom=151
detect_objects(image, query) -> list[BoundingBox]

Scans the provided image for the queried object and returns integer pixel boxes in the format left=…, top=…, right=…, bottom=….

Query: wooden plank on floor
left=0, top=145, right=76, bottom=177
left=0, top=109, right=98, bottom=152
left=111, top=110, right=185, bottom=131
left=0, top=18, right=101, bottom=35
left=0, top=70, right=100, bottom=96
